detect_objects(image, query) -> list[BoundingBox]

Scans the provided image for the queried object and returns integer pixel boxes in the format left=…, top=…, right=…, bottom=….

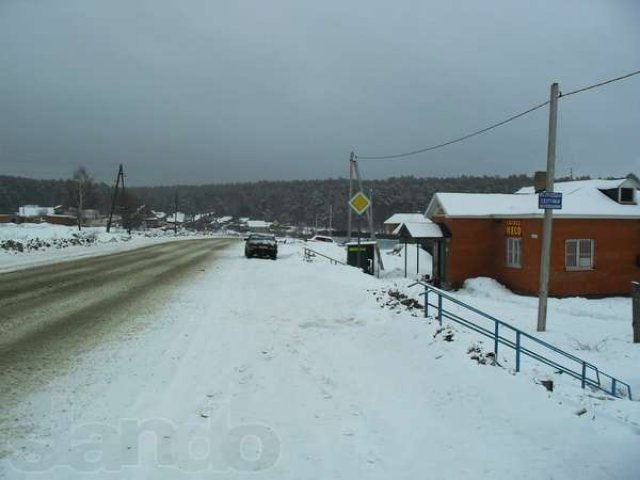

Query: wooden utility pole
left=537, top=82, right=560, bottom=332
left=369, top=187, right=374, bottom=236
left=121, top=168, right=131, bottom=235
left=106, top=164, right=124, bottom=233
left=348, top=152, right=354, bottom=241
left=633, top=282, right=640, bottom=343
left=351, top=158, right=384, bottom=271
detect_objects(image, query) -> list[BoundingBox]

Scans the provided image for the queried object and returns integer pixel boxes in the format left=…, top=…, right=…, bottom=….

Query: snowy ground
left=1, top=239, right=638, bottom=479
left=0, top=223, right=233, bottom=273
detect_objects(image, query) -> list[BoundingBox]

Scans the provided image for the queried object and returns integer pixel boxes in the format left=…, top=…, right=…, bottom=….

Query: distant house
left=135, top=206, right=164, bottom=229
left=165, top=212, right=186, bottom=224
left=383, top=213, right=428, bottom=234
left=210, top=216, right=233, bottom=231
left=189, top=212, right=216, bottom=231
left=247, top=220, right=272, bottom=233
left=18, top=205, right=55, bottom=219
left=425, top=177, right=640, bottom=297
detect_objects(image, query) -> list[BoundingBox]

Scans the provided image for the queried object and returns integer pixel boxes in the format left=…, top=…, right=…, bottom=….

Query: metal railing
left=303, top=247, right=347, bottom=266
left=409, top=281, right=633, bottom=400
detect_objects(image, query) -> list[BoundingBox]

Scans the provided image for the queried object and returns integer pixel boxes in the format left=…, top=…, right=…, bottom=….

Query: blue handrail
left=303, top=247, right=347, bottom=266
left=409, top=281, right=633, bottom=400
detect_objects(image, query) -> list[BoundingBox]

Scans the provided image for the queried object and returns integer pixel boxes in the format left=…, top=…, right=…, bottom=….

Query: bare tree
left=73, top=167, right=92, bottom=231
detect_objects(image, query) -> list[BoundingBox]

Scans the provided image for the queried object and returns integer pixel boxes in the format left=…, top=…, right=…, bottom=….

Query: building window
left=565, top=239, right=594, bottom=271
left=506, top=237, right=522, bottom=268
left=619, top=187, right=636, bottom=204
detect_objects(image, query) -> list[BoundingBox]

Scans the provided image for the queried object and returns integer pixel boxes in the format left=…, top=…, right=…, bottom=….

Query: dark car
left=245, top=233, right=278, bottom=259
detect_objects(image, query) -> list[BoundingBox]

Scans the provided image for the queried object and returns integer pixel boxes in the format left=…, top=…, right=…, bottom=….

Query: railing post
left=494, top=321, right=499, bottom=357
left=611, top=378, right=617, bottom=397
left=581, top=362, right=587, bottom=389
left=515, top=331, right=521, bottom=372
left=632, top=281, right=640, bottom=343
left=437, top=293, right=443, bottom=326
left=424, top=288, right=429, bottom=318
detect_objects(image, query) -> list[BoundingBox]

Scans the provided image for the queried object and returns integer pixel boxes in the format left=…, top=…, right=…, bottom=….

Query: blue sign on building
left=538, top=191, right=563, bottom=210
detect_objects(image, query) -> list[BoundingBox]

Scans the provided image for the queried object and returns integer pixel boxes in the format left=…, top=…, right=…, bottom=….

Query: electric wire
left=357, top=68, right=640, bottom=161
left=559, top=69, right=640, bottom=98
left=356, top=100, right=549, bottom=160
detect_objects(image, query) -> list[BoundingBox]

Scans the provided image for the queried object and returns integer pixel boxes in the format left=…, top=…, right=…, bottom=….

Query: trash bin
left=346, top=241, right=376, bottom=275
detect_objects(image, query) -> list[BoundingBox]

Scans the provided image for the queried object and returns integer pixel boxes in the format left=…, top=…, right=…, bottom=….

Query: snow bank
left=0, top=223, right=127, bottom=249
left=451, top=277, right=640, bottom=396
left=1, top=241, right=638, bottom=479
left=0, top=223, right=223, bottom=273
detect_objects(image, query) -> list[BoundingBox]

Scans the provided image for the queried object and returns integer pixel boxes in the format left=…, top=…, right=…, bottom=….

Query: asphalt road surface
left=0, top=238, right=234, bottom=414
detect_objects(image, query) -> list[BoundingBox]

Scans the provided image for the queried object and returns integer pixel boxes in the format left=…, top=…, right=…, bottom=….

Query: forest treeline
left=1, top=174, right=537, bottom=228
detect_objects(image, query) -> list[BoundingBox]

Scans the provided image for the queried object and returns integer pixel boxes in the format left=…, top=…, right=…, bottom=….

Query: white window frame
left=506, top=237, right=522, bottom=268
left=565, top=239, right=594, bottom=271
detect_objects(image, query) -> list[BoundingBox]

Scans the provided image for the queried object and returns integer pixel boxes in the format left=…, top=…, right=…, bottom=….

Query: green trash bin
left=346, top=241, right=376, bottom=275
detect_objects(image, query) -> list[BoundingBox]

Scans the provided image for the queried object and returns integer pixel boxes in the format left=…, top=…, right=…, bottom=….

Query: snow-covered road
left=0, top=239, right=233, bottom=417
left=1, top=241, right=638, bottom=479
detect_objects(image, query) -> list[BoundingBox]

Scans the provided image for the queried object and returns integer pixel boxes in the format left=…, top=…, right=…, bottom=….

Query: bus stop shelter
left=393, top=221, right=444, bottom=278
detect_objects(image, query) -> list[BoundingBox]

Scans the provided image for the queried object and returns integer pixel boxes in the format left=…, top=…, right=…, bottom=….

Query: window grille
left=565, top=239, right=594, bottom=270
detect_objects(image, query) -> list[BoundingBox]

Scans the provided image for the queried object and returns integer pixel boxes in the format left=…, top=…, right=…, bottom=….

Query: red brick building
left=425, top=177, right=640, bottom=297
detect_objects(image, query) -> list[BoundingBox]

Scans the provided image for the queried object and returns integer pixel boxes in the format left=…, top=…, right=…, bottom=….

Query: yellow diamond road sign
left=349, top=191, right=370, bottom=215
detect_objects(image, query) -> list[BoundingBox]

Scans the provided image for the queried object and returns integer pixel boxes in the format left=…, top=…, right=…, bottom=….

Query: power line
left=357, top=100, right=549, bottom=160
left=357, top=68, right=640, bottom=161
left=560, top=69, right=640, bottom=98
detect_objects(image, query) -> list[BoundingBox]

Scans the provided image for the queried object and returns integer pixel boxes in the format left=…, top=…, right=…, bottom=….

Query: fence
left=303, top=247, right=347, bottom=266
left=409, top=281, right=633, bottom=400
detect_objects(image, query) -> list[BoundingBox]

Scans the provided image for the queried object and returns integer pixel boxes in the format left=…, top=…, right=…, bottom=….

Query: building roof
left=426, top=177, right=640, bottom=219
left=383, top=213, right=426, bottom=225
left=18, top=205, right=55, bottom=217
left=166, top=212, right=186, bottom=223
left=393, top=221, right=444, bottom=238
left=515, top=177, right=639, bottom=194
left=247, top=220, right=271, bottom=228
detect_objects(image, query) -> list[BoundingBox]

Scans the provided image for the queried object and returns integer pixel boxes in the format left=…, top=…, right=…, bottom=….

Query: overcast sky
left=0, top=0, right=638, bottom=185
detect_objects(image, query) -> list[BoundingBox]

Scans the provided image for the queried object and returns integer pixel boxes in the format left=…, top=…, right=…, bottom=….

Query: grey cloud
left=0, top=0, right=638, bottom=185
